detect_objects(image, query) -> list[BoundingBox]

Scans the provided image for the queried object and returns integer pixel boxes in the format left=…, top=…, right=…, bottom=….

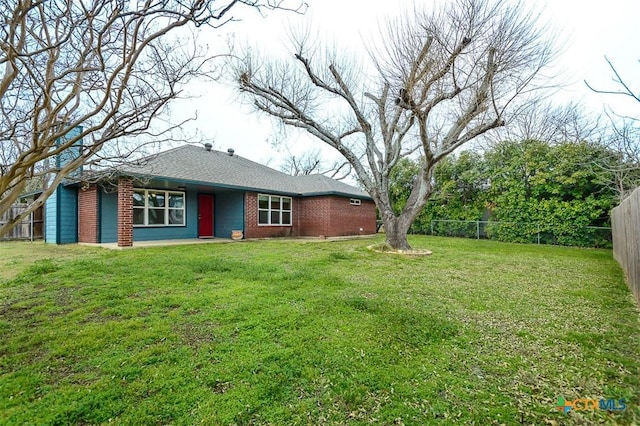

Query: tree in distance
left=585, top=56, right=640, bottom=201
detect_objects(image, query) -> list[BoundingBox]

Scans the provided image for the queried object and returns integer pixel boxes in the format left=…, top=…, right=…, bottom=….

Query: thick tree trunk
left=383, top=215, right=413, bottom=250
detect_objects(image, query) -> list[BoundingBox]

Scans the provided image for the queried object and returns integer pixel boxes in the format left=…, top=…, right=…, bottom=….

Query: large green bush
left=389, top=140, right=620, bottom=247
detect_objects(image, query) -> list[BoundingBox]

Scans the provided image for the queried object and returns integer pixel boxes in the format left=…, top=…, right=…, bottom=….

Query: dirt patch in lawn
left=367, top=244, right=432, bottom=256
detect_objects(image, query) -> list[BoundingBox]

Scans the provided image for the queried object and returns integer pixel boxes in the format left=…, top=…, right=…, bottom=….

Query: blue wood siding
left=214, top=192, right=244, bottom=238
left=96, top=186, right=245, bottom=243
left=132, top=189, right=198, bottom=241
left=45, top=186, right=77, bottom=244
left=56, top=126, right=83, bottom=176
left=99, top=190, right=118, bottom=243
left=44, top=125, right=84, bottom=244
left=58, top=186, right=78, bottom=243
left=44, top=191, right=58, bottom=244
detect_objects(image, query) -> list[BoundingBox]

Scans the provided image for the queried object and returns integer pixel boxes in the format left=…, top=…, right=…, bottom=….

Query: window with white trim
left=350, top=198, right=361, bottom=206
left=133, top=189, right=185, bottom=226
left=258, top=194, right=292, bottom=226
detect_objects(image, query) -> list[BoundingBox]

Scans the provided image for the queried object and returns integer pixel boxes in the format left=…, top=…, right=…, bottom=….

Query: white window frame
left=133, top=189, right=185, bottom=227
left=350, top=198, right=362, bottom=206
left=258, top=194, right=292, bottom=226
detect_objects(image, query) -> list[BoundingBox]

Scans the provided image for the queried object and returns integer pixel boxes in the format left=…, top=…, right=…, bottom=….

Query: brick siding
left=117, top=178, right=133, bottom=247
left=243, top=192, right=298, bottom=238
left=78, top=185, right=99, bottom=243
left=331, top=197, right=377, bottom=236
left=244, top=192, right=377, bottom=239
left=300, top=196, right=377, bottom=237
left=298, top=196, right=331, bottom=236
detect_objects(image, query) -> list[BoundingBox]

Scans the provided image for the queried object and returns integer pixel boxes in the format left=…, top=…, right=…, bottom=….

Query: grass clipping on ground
left=368, top=242, right=433, bottom=256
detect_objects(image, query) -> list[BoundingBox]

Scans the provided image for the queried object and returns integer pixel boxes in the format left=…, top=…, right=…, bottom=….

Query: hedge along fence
left=611, top=187, right=640, bottom=306
left=410, top=220, right=613, bottom=248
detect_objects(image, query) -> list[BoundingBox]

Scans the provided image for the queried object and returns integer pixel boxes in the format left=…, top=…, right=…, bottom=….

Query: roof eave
left=75, top=168, right=372, bottom=200
left=300, top=190, right=373, bottom=200
left=122, top=173, right=303, bottom=197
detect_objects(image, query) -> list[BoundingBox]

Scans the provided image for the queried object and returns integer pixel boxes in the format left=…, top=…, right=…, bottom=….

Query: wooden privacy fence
left=0, top=203, right=44, bottom=241
left=611, top=187, right=640, bottom=306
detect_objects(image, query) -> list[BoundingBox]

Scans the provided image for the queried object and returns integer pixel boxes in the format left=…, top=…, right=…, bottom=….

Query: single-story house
left=45, top=144, right=377, bottom=246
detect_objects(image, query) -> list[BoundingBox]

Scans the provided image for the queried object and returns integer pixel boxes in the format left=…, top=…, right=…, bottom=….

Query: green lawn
left=1, top=236, right=638, bottom=425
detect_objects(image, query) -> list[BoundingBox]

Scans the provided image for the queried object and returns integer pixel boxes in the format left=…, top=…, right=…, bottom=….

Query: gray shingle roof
left=120, top=145, right=371, bottom=199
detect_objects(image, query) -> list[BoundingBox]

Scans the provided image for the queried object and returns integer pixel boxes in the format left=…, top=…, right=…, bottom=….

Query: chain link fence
left=409, top=220, right=612, bottom=248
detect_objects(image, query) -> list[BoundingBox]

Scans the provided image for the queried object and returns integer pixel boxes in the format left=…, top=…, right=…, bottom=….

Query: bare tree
left=585, top=56, right=640, bottom=201
left=0, top=0, right=305, bottom=237
left=481, top=100, right=601, bottom=147
left=233, top=0, right=554, bottom=249
left=280, top=147, right=351, bottom=179
left=586, top=56, right=640, bottom=105
left=595, top=118, right=640, bottom=202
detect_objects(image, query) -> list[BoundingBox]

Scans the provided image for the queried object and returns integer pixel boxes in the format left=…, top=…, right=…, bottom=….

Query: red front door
left=198, top=194, right=214, bottom=238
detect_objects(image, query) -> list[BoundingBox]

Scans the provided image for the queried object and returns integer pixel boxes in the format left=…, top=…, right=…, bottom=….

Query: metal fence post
left=476, top=221, right=480, bottom=239
left=430, top=220, right=434, bottom=236
left=537, top=223, right=540, bottom=244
